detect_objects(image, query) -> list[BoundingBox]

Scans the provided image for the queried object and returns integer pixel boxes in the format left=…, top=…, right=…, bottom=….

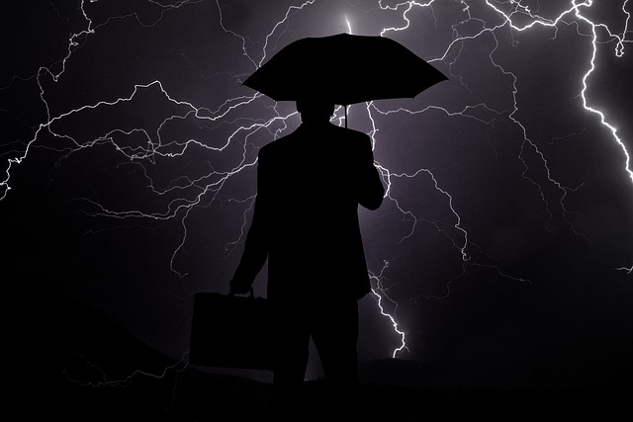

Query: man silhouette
left=229, top=99, right=384, bottom=408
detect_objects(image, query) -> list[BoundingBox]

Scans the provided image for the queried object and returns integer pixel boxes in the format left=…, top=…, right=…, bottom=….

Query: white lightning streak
left=370, top=261, right=410, bottom=358
left=362, top=0, right=633, bottom=354
left=64, top=353, right=189, bottom=388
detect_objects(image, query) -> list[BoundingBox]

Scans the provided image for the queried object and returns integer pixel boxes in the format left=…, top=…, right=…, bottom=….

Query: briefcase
left=189, top=291, right=273, bottom=371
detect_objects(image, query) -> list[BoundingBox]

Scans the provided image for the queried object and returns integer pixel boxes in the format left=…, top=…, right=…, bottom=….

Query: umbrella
left=243, top=33, right=447, bottom=111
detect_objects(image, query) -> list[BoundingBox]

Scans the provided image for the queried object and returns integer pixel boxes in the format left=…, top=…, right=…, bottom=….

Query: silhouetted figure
left=230, top=99, right=384, bottom=410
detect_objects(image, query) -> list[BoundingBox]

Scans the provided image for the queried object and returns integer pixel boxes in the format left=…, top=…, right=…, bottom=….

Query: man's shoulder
left=258, top=132, right=298, bottom=162
left=328, top=124, right=370, bottom=140
left=259, top=123, right=370, bottom=156
left=328, top=126, right=372, bottom=153
left=259, top=133, right=293, bottom=155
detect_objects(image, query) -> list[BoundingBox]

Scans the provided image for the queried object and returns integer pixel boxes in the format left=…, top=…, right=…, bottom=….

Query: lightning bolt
left=370, top=260, right=410, bottom=358
left=345, top=14, right=354, bottom=34
left=357, top=0, right=631, bottom=355
left=64, top=352, right=189, bottom=388
left=2, top=0, right=632, bottom=382
left=482, top=1, right=633, bottom=267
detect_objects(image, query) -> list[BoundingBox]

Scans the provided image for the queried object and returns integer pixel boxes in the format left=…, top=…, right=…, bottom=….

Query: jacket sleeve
left=356, top=134, right=385, bottom=210
left=229, top=149, right=270, bottom=293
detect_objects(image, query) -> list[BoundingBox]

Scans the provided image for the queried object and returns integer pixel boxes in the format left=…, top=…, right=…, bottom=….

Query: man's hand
left=229, top=275, right=252, bottom=295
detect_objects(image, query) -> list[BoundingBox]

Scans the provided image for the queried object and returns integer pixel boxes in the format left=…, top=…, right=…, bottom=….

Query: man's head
left=296, top=99, right=335, bottom=124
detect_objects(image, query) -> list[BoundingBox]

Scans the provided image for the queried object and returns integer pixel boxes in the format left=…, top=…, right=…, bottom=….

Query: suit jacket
left=231, top=121, right=384, bottom=303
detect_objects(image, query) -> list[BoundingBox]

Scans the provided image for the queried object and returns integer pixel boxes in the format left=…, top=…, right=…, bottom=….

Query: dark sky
left=2, top=0, right=633, bottom=388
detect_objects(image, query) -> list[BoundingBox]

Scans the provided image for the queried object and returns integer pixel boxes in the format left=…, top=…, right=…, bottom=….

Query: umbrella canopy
left=243, top=33, right=447, bottom=106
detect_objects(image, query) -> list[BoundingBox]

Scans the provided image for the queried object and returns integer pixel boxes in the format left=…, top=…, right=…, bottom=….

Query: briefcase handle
left=229, top=287, right=255, bottom=299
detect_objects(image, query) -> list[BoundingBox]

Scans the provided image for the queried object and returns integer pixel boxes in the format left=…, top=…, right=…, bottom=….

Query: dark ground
left=1, top=276, right=632, bottom=421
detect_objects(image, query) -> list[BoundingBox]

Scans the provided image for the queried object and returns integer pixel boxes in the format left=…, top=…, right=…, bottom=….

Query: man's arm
left=229, top=150, right=270, bottom=294
left=356, top=135, right=385, bottom=211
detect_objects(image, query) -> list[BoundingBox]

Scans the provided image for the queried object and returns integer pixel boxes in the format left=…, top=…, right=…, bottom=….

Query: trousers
left=271, top=297, right=359, bottom=402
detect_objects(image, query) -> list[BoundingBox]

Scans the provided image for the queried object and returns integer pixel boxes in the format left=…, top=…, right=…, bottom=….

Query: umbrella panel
left=243, top=33, right=447, bottom=105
